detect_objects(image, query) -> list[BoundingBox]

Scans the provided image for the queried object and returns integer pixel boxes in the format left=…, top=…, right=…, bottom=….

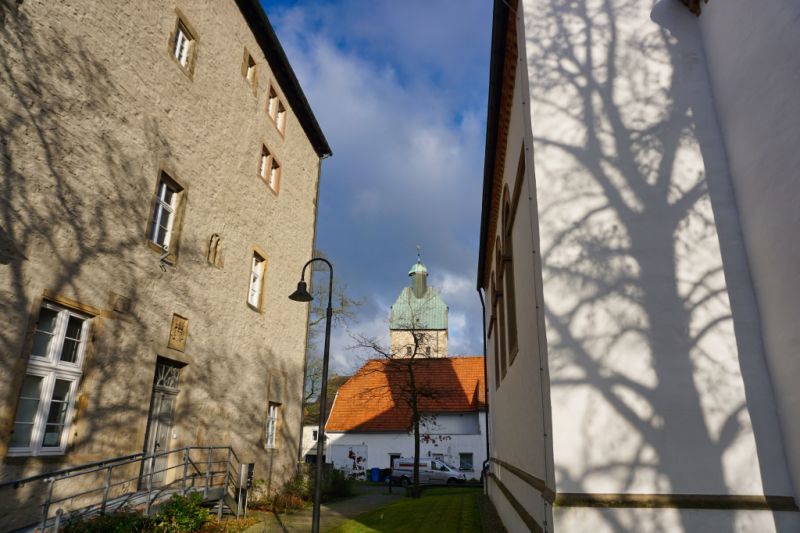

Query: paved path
left=244, top=484, right=403, bottom=532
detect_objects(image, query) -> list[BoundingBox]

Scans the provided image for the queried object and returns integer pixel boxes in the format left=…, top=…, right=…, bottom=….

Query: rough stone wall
left=0, top=0, right=319, bottom=509
left=389, top=330, right=448, bottom=358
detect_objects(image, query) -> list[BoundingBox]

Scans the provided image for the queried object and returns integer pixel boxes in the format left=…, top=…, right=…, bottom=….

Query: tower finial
left=416, top=244, right=421, bottom=262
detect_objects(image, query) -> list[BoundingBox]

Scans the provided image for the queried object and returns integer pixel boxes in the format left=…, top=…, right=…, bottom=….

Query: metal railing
left=0, top=445, right=245, bottom=532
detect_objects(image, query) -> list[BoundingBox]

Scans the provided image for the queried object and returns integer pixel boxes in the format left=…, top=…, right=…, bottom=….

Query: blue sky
left=263, top=0, right=493, bottom=372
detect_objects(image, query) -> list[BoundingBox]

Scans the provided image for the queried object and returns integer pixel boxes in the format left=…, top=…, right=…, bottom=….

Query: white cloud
left=270, top=2, right=490, bottom=372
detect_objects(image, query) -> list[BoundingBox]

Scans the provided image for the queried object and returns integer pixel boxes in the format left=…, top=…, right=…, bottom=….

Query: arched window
left=502, top=187, right=518, bottom=362
left=490, top=276, right=501, bottom=389
left=495, top=240, right=507, bottom=379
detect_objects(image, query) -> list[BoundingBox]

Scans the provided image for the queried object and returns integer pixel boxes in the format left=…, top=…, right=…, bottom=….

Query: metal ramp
left=0, top=446, right=248, bottom=532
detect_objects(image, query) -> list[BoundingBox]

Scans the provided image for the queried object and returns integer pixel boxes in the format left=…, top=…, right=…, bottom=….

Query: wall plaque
left=168, top=314, right=189, bottom=351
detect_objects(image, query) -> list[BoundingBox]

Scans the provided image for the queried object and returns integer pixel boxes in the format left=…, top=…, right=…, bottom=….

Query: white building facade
left=478, top=0, right=800, bottom=531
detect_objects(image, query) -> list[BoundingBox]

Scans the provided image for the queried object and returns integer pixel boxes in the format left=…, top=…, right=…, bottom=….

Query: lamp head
left=289, top=280, right=313, bottom=302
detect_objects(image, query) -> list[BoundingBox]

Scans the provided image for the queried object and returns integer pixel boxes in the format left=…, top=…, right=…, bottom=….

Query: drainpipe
left=478, top=287, right=490, bottom=494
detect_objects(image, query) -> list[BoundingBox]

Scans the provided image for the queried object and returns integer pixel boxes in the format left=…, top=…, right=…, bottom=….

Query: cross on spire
left=416, top=244, right=422, bottom=262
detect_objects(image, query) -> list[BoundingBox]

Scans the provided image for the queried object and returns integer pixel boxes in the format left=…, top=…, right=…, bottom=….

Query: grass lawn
left=328, top=487, right=482, bottom=533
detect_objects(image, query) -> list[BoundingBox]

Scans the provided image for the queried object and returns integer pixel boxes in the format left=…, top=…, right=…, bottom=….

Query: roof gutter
left=476, top=0, right=510, bottom=290
left=235, top=0, right=332, bottom=158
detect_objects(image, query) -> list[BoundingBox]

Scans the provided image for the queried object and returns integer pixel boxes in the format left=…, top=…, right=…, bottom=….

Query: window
left=425, top=346, right=431, bottom=356
left=312, top=429, right=318, bottom=441
left=495, top=242, right=508, bottom=379
left=276, top=102, right=287, bottom=134
left=149, top=176, right=179, bottom=250
left=242, top=49, right=257, bottom=92
left=248, top=252, right=266, bottom=310
left=459, top=453, right=473, bottom=471
left=258, top=145, right=281, bottom=193
left=171, top=18, right=195, bottom=71
left=267, top=86, right=287, bottom=134
left=266, top=402, right=280, bottom=448
left=406, top=346, right=412, bottom=356
left=503, top=189, right=519, bottom=362
left=9, top=303, right=89, bottom=455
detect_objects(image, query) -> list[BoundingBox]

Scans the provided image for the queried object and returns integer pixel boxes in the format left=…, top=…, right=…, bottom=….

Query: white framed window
left=248, top=252, right=266, bottom=309
left=258, top=145, right=280, bottom=193
left=459, top=453, right=473, bottom=471
left=9, top=303, right=89, bottom=456
left=276, top=102, right=286, bottom=134
left=267, top=86, right=287, bottom=135
left=266, top=402, right=280, bottom=448
left=149, top=177, right=178, bottom=250
left=173, top=21, right=193, bottom=68
left=267, top=87, right=279, bottom=118
left=259, top=145, right=271, bottom=182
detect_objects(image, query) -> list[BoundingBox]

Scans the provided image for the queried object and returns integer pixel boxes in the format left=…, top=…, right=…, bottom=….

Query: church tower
left=389, top=256, right=449, bottom=357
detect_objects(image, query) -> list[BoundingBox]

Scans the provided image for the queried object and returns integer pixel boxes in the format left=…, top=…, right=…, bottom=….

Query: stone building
left=478, top=0, right=800, bottom=531
left=389, top=259, right=449, bottom=358
left=0, top=0, right=329, bottom=523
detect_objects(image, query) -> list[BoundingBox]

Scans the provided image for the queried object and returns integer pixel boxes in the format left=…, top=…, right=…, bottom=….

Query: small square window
left=248, top=252, right=266, bottom=310
left=243, top=49, right=257, bottom=92
left=268, top=87, right=279, bottom=118
left=276, top=102, right=286, bottom=134
left=259, top=145, right=281, bottom=193
left=172, top=19, right=195, bottom=71
left=267, top=86, right=287, bottom=134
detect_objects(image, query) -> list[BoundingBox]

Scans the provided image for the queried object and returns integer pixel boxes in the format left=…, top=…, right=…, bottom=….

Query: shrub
left=149, top=493, right=209, bottom=532
left=249, top=469, right=312, bottom=512
left=318, top=467, right=353, bottom=502
left=63, top=511, right=147, bottom=533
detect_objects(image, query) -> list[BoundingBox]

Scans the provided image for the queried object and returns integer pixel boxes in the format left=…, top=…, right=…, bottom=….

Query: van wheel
left=401, top=477, right=410, bottom=488
left=447, top=478, right=456, bottom=485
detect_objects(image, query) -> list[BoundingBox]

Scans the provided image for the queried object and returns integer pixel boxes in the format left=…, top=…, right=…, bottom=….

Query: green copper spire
left=390, top=256, right=448, bottom=330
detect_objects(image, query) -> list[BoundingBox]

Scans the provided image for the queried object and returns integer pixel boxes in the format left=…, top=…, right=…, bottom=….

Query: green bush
left=63, top=511, right=147, bottom=533
left=315, top=466, right=354, bottom=502
left=63, top=494, right=210, bottom=533
left=150, top=493, right=209, bottom=532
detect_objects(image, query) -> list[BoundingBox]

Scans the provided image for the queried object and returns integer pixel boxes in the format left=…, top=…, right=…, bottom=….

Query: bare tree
left=350, top=290, right=445, bottom=497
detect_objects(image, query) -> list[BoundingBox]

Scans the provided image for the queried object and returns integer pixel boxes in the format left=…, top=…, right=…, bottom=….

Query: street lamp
left=289, top=257, right=333, bottom=533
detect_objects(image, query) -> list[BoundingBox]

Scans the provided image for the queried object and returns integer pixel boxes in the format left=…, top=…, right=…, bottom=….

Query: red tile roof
left=326, top=356, right=485, bottom=432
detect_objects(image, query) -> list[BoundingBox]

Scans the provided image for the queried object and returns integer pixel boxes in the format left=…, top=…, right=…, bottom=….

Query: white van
left=391, top=457, right=466, bottom=486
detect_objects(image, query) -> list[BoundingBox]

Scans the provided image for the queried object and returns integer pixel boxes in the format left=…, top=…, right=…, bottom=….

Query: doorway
left=141, top=359, right=181, bottom=487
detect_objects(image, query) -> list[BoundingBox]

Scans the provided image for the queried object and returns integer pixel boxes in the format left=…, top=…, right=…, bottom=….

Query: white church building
left=319, top=260, right=487, bottom=480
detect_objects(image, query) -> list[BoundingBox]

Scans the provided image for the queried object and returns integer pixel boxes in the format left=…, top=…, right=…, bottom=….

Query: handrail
left=0, top=444, right=245, bottom=532
left=0, top=451, right=144, bottom=489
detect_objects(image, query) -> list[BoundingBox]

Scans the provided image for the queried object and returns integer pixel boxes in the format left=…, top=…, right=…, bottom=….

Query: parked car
left=390, top=457, right=466, bottom=486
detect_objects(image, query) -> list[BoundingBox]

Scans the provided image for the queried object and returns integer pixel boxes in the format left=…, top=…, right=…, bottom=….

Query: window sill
left=147, top=241, right=176, bottom=265
left=247, top=303, right=264, bottom=314
left=6, top=449, right=67, bottom=458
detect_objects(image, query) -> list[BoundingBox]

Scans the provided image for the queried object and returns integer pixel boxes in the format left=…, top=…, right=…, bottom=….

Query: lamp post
left=289, top=257, right=333, bottom=533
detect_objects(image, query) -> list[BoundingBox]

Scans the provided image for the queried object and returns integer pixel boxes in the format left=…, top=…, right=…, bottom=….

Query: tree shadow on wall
left=0, top=4, right=167, bottom=528
left=525, top=0, right=784, bottom=531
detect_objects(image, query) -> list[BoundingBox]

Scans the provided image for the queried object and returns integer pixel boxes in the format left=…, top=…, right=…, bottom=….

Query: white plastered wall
left=323, top=412, right=487, bottom=477
left=518, top=0, right=797, bottom=530
left=697, top=0, right=800, bottom=504
left=483, top=5, right=554, bottom=529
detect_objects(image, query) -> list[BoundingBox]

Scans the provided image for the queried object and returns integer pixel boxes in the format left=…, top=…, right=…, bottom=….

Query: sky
left=263, top=0, right=493, bottom=373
